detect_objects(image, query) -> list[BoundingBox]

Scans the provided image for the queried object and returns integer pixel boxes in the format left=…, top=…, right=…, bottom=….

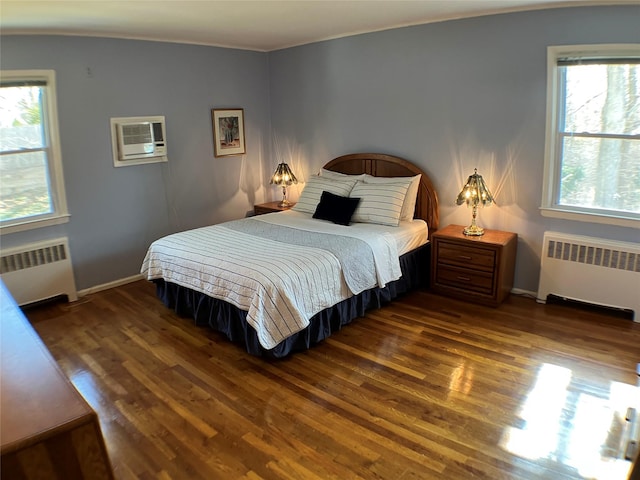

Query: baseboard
left=78, top=274, right=144, bottom=297
left=511, top=288, right=538, bottom=299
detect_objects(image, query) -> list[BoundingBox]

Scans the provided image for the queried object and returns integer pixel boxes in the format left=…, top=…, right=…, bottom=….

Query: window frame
left=540, top=44, right=640, bottom=229
left=0, top=70, right=69, bottom=234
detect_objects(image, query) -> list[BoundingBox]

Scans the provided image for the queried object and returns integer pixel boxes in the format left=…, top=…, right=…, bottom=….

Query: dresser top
left=1, top=281, right=94, bottom=453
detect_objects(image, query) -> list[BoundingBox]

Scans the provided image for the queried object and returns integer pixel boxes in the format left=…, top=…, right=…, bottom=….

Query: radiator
left=537, top=231, right=640, bottom=322
left=0, top=237, right=77, bottom=306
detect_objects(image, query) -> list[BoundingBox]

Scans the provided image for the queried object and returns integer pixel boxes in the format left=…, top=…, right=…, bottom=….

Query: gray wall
left=0, top=36, right=270, bottom=290
left=268, top=5, right=640, bottom=293
left=1, top=5, right=639, bottom=294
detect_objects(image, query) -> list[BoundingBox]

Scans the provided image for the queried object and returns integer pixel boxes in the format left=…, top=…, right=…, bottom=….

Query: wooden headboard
left=323, top=153, right=439, bottom=236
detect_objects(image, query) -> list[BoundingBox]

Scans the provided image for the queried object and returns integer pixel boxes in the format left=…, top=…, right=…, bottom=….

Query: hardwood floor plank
left=22, top=280, right=640, bottom=480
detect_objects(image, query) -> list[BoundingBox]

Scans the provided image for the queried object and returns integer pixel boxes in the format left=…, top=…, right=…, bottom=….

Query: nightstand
left=254, top=201, right=295, bottom=215
left=431, top=224, right=517, bottom=307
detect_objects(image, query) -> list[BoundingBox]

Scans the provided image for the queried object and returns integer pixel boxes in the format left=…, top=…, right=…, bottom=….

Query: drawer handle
left=457, top=255, right=472, bottom=260
left=457, top=275, right=472, bottom=282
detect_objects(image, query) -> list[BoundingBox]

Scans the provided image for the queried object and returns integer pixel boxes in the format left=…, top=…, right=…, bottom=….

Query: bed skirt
left=154, top=243, right=430, bottom=358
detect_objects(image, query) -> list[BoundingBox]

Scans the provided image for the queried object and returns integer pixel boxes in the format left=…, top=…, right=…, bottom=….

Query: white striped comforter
left=141, top=214, right=401, bottom=349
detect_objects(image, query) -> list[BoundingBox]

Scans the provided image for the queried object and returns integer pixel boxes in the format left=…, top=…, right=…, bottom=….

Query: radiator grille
left=0, top=237, right=77, bottom=305
left=538, top=232, right=640, bottom=321
left=0, top=244, right=68, bottom=274
left=547, top=240, right=640, bottom=273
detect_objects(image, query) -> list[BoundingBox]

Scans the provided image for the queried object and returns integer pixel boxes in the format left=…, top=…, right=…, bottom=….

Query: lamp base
left=463, top=224, right=485, bottom=236
left=278, top=185, right=292, bottom=208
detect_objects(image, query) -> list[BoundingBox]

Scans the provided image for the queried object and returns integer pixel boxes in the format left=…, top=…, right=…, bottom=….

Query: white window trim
left=0, top=70, right=69, bottom=234
left=540, top=44, right=640, bottom=229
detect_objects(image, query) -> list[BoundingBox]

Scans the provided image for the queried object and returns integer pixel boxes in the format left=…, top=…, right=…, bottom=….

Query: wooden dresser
left=0, top=281, right=114, bottom=479
left=431, top=224, right=518, bottom=307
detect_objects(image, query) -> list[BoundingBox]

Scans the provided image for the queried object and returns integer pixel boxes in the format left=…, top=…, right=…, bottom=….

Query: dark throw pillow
left=312, top=190, right=361, bottom=226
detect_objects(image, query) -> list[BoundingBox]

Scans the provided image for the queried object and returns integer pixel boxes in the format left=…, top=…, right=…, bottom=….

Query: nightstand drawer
left=436, top=264, right=494, bottom=295
left=437, top=244, right=496, bottom=271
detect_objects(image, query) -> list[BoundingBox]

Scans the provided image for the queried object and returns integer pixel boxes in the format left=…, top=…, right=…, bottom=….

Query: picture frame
left=211, top=108, right=246, bottom=157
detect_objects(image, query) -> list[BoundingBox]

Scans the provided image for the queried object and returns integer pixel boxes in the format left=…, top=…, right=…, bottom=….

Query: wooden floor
left=25, top=280, right=640, bottom=480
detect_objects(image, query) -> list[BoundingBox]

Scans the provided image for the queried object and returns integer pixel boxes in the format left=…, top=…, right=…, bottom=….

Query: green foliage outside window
left=558, top=63, right=640, bottom=215
left=0, top=85, right=53, bottom=222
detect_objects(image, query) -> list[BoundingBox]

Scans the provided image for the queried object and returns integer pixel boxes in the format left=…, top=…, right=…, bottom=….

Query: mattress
left=255, top=209, right=428, bottom=256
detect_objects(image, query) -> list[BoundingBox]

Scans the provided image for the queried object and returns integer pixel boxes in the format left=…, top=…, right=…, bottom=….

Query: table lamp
left=270, top=163, right=298, bottom=207
left=455, top=168, right=494, bottom=236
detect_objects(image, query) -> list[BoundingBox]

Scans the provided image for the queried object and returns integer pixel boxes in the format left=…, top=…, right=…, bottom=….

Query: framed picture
left=211, top=108, right=246, bottom=157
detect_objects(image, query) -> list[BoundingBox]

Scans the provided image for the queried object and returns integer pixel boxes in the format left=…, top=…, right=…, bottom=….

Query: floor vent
left=0, top=238, right=77, bottom=306
left=537, top=232, right=639, bottom=322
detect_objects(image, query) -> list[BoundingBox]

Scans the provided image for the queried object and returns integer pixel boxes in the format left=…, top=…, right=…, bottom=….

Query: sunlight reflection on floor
left=500, top=363, right=639, bottom=479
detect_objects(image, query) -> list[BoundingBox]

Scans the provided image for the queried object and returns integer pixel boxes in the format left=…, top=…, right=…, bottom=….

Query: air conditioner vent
left=121, top=123, right=153, bottom=145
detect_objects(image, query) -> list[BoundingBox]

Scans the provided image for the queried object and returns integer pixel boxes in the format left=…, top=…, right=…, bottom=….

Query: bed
left=141, top=153, right=439, bottom=357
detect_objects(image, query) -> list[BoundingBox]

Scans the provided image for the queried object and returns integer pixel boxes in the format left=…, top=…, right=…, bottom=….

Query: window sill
left=540, top=207, right=639, bottom=229
left=0, top=214, right=70, bottom=234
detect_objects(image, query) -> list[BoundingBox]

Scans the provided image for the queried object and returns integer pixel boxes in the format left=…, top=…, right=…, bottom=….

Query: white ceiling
left=0, top=0, right=633, bottom=52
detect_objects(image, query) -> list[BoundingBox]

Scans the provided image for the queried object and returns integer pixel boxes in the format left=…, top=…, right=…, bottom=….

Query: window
left=541, top=45, right=640, bottom=228
left=0, top=70, right=69, bottom=233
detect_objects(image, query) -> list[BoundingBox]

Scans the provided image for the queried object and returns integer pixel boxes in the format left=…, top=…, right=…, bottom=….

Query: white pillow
left=350, top=181, right=411, bottom=227
left=292, top=175, right=358, bottom=214
left=363, top=174, right=421, bottom=221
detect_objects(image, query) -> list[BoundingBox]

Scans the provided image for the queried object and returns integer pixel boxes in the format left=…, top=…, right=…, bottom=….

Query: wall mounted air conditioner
left=110, top=116, right=168, bottom=167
